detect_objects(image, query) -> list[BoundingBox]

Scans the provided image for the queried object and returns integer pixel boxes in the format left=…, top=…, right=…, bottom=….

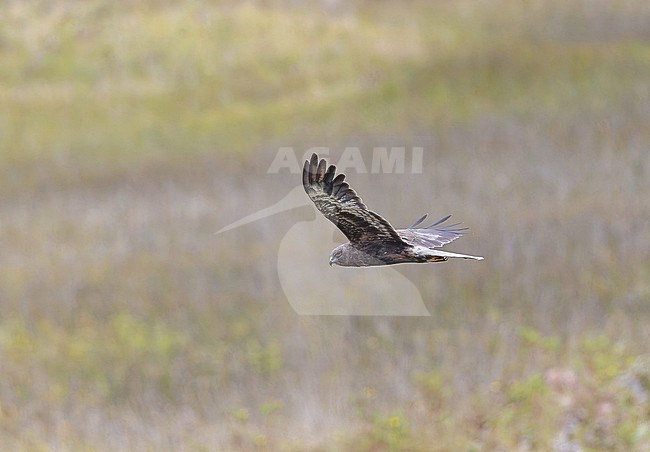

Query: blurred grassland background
left=1, top=0, right=650, bottom=450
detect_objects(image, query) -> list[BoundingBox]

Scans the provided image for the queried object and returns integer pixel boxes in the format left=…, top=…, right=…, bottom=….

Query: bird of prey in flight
left=303, top=154, right=484, bottom=267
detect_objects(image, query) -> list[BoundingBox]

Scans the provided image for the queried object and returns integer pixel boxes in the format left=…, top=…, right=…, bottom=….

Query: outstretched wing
left=397, top=213, right=469, bottom=248
left=302, top=154, right=405, bottom=246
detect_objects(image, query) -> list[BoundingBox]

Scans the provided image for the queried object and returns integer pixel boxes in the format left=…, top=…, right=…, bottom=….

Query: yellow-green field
left=1, top=0, right=649, bottom=449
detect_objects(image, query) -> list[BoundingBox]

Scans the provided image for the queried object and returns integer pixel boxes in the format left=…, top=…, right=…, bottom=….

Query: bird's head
left=329, top=246, right=346, bottom=267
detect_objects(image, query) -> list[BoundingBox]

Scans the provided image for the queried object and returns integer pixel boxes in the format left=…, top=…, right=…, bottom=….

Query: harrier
left=303, top=154, right=483, bottom=267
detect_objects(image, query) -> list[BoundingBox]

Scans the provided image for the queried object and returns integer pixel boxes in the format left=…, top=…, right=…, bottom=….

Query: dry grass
left=1, top=0, right=649, bottom=450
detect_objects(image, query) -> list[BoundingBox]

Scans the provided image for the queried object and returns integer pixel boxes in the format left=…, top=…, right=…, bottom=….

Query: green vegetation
left=1, top=0, right=649, bottom=449
left=2, top=0, right=649, bottom=168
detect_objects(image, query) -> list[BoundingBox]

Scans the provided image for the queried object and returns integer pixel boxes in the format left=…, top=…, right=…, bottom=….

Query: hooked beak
left=329, top=258, right=333, bottom=267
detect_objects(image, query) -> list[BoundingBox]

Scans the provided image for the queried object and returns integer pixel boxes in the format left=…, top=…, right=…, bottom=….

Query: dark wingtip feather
left=309, top=154, right=319, bottom=185
left=408, top=213, right=428, bottom=229
left=332, top=182, right=349, bottom=197
left=323, top=165, right=336, bottom=186
left=427, top=214, right=452, bottom=228
left=317, top=158, right=327, bottom=180
left=302, top=159, right=311, bottom=192
left=331, top=174, right=346, bottom=189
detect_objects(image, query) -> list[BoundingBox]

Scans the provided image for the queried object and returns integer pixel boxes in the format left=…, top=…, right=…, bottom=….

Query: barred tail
left=428, top=249, right=484, bottom=261
left=413, top=245, right=484, bottom=262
